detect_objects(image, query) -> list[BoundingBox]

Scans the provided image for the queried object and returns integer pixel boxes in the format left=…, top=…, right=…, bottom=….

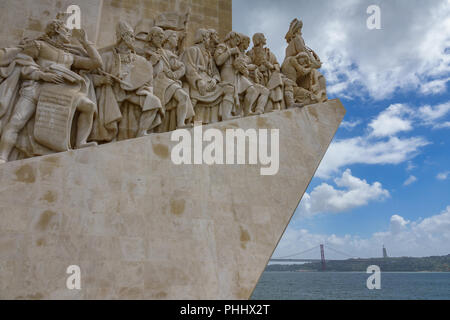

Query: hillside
left=266, top=255, right=450, bottom=272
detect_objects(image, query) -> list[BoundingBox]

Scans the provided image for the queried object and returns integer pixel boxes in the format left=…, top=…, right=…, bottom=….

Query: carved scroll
left=34, top=85, right=77, bottom=152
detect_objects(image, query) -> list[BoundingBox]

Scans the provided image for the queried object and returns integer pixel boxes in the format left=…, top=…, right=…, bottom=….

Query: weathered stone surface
left=0, top=99, right=345, bottom=300
left=0, top=0, right=232, bottom=48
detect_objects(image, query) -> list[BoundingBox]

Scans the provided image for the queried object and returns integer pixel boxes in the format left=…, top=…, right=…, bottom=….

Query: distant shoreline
left=266, top=255, right=450, bottom=272
left=265, top=269, right=450, bottom=273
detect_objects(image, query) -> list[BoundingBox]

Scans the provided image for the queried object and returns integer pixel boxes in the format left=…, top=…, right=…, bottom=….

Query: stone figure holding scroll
left=0, top=18, right=102, bottom=164
left=90, top=21, right=163, bottom=142
left=247, top=33, right=284, bottom=112
left=144, top=27, right=194, bottom=132
left=182, top=29, right=235, bottom=124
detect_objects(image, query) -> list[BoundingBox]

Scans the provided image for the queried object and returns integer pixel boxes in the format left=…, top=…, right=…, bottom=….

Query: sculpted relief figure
left=0, top=11, right=330, bottom=164
left=282, top=18, right=328, bottom=105
left=0, top=18, right=101, bottom=164
left=182, top=29, right=235, bottom=124
left=163, top=30, right=180, bottom=55
left=247, top=33, right=284, bottom=112
left=144, top=27, right=194, bottom=132
left=215, top=31, right=266, bottom=117
left=90, top=21, right=163, bottom=142
left=236, top=33, right=270, bottom=115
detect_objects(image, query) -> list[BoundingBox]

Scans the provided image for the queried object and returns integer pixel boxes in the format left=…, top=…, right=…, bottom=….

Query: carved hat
left=116, top=21, right=134, bottom=41
left=135, top=19, right=155, bottom=41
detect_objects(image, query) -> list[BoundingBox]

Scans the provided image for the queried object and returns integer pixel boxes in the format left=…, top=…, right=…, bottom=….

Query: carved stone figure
left=282, top=18, right=327, bottom=103
left=163, top=30, right=179, bottom=54
left=182, top=29, right=235, bottom=123
left=0, top=18, right=102, bottom=164
left=282, top=52, right=322, bottom=106
left=215, top=31, right=265, bottom=116
left=90, top=21, right=163, bottom=142
left=145, top=26, right=194, bottom=132
left=0, top=10, right=330, bottom=164
left=236, top=33, right=270, bottom=116
left=246, top=33, right=284, bottom=112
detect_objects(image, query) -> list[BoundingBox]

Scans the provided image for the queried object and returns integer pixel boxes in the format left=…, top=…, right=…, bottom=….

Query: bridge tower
left=320, top=244, right=326, bottom=271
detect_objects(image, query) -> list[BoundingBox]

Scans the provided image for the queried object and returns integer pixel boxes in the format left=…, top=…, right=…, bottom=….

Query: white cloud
left=317, top=135, right=429, bottom=179
left=434, top=122, right=450, bottom=129
left=369, top=104, right=413, bottom=137
left=297, top=169, right=389, bottom=218
left=234, top=0, right=450, bottom=100
left=403, top=175, right=418, bottom=186
left=341, top=120, right=361, bottom=130
left=437, top=172, right=450, bottom=180
left=420, top=77, right=450, bottom=95
left=418, top=102, right=450, bottom=127
left=274, top=206, right=450, bottom=259
left=406, top=161, right=417, bottom=171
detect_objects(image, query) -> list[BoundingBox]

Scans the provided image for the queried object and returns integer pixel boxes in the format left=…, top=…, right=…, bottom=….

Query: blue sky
left=233, top=0, right=450, bottom=259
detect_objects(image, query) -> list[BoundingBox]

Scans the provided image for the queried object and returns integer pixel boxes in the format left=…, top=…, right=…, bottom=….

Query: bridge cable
left=273, top=245, right=320, bottom=259
left=324, top=244, right=355, bottom=259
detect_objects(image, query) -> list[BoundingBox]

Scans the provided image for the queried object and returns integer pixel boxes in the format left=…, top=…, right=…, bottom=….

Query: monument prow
left=0, top=100, right=345, bottom=299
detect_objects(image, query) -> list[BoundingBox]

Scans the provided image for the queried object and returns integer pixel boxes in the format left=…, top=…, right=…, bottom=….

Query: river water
left=251, top=272, right=450, bottom=300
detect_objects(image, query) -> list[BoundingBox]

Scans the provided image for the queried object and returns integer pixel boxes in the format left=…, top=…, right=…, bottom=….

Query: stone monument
left=0, top=0, right=345, bottom=300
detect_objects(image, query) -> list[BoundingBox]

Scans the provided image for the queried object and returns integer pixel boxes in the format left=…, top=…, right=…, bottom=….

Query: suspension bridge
left=269, top=244, right=377, bottom=271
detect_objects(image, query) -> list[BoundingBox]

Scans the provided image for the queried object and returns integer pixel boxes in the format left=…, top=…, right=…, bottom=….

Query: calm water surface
left=251, top=272, right=450, bottom=300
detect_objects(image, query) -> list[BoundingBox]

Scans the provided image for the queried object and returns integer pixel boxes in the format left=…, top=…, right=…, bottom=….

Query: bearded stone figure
left=89, top=21, right=163, bottom=142
left=0, top=17, right=102, bottom=163
left=182, top=29, right=235, bottom=124
left=236, top=33, right=270, bottom=116
left=247, top=33, right=284, bottom=112
left=0, top=11, right=331, bottom=164
left=144, top=26, right=194, bottom=132
left=215, top=31, right=267, bottom=117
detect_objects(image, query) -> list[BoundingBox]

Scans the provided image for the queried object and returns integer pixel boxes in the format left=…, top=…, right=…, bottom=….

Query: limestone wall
left=0, top=100, right=345, bottom=299
left=0, top=0, right=232, bottom=48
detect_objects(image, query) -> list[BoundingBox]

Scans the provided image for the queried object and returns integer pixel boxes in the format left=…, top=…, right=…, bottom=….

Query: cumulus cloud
left=274, top=206, right=450, bottom=259
left=297, top=169, right=389, bottom=218
left=420, top=77, right=450, bottom=95
left=369, top=104, right=414, bottom=137
left=314, top=99, right=450, bottom=178
left=418, top=102, right=450, bottom=127
left=234, top=0, right=450, bottom=100
left=403, top=175, right=418, bottom=186
left=317, top=135, right=429, bottom=179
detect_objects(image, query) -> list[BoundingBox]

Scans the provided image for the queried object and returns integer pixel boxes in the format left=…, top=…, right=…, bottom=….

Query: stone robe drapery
left=247, top=47, right=284, bottom=108
left=182, top=45, right=228, bottom=124
left=149, top=48, right=194, bottom=132
left=90, top=49, right=163, bottom=142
